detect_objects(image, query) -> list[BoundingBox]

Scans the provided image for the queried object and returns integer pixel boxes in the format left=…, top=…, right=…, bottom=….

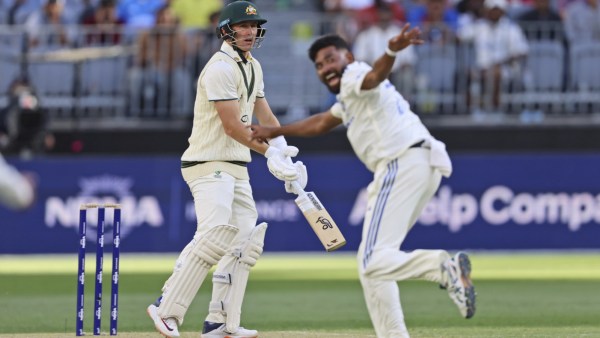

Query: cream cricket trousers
left=161, top=172, right=258, bottom=324
left=357, top=148, right=451, bottom=338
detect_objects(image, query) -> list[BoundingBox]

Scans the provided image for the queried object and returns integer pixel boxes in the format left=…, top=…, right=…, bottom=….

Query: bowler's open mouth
left=325, top=72, right=340, bottom=86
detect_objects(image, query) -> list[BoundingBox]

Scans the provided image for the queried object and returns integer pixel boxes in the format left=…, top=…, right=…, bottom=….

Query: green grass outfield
left=1, top=252, right=599, bottom=337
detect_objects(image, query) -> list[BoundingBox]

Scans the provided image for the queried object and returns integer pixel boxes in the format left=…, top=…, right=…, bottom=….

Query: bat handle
left=285, top=156, right=307, bottom=197
left=290, top=180, right=306, bottom=196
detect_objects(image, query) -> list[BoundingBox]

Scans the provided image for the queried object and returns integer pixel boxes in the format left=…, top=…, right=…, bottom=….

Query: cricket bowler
left=251, top=26, right=476, bottom=338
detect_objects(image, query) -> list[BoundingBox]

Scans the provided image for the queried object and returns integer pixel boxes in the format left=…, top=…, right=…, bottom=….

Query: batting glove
left=265, top=146, right=299, bottom=181
left=285, top=161, right=308, bottom=194
left=268, top=135, right=288, bottom=149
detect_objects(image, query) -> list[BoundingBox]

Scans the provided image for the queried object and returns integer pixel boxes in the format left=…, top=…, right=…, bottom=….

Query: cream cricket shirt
left=331, top=61, right=431, bottom=173
left=181, top=42, right=265, bottom=181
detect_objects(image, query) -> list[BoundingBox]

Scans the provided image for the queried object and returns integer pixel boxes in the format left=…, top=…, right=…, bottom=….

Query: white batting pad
left=157, top=224, right=238, bottom=324
left=225, top=222, right=267, bottom=332
left=205, top=223, right=268, bottom=332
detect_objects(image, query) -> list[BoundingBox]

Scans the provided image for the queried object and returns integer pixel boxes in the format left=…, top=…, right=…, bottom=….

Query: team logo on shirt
left=246, top=5, right=257, bottom=15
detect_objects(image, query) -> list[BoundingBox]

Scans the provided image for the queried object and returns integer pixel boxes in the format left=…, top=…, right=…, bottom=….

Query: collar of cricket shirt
left=220, top=41, right=254, bottom=64
left=219, top=41, right=255, bottom=101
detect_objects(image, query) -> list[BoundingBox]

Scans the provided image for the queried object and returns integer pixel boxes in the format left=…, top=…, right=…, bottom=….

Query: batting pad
left=226, top=222, right=267, bottom=331
left=208, top=223, right=268, bottom=332
left=157, top=224, right=239, bottom=324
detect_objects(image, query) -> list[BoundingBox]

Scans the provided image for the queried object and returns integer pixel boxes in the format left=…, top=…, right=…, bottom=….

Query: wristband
left=385, top=46, right=398, bottom=57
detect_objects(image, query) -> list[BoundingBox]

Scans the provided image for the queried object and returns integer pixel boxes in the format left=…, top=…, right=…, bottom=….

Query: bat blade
left=295, top=191, right=346, bottom=251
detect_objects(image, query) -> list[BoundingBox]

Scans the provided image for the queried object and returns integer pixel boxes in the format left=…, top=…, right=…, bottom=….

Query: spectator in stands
left=204, top=10, right=223, bottom=56
left=408, top=0, right=459, bottom=34
left=61, top=0, right=92, bottom=25
left=557, top=0, right=579, bottom=17
left=78, top=0, right=97, bottom=23
left=414, top=0, right=458, bottom=45
left=3, top=0, right=40, bottom=26
left=319, top=0, right=392, bottom=42
left=563, top=0, right=600, bottom=44
left=518, top=0, right=564, bottom=41
left=321, top=1, right=361, bottom=42
left=358, top=0, right=407, bottom=27
left=24, top=0, right=75, bottom=49
left=504, top=0, right=535, bottom=18
left=353, top=2, right=417, bottom=93
left=460, top=0, right=529, bottom=116
left=81, top=0, right=125, bottom=46
left=170, top=0, right=223, bottom=30
left=0, top=79, right=54, bottom=157
left=1, top=1, right=13, bottom=24
left=117, top=0, right=165, bottom=31
left=130, top=5, right=193, bottom=116
left=187, top=10, right=222, bottom=80
left=320, top=0, right=404, bottom=50
left=456, top=0, right=484, bottom=41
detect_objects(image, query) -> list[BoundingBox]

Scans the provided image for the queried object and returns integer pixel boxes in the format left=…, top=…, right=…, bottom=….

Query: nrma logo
left=44, top=175, right=164, bottom=242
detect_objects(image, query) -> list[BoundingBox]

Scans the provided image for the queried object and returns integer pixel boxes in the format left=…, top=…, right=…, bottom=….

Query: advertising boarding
left=0, top=153, right=598, bottom=253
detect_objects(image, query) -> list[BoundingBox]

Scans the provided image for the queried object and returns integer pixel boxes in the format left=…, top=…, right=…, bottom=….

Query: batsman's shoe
left=441, top=252, right=476, bottom=319
left=201, top=321, right=258, bottom=338
left=147, top=303, right=180, bottom=337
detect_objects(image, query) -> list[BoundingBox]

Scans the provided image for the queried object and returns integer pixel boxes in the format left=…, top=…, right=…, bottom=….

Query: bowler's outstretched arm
left=361, top=23, right=423, bottom=90
left=250, top=110, right=342, bottom=141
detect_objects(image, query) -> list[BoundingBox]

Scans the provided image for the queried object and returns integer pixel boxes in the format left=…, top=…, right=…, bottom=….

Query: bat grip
left=285, top=156, right=307, bottom=197
left=290, top=180, right=307, bottom=196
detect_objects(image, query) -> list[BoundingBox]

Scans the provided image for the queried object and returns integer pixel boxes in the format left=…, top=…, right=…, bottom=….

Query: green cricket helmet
left=217, top=1, right=267, bottom=48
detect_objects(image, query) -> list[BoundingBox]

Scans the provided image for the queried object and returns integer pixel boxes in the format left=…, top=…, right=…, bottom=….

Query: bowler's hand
left=389, top=23, right=424, bottom=53
left=249, top=124, right=277, bottom=143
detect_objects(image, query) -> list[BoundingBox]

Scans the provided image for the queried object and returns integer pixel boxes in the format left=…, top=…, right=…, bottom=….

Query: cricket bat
left=291, top=181, right=346, bottom=252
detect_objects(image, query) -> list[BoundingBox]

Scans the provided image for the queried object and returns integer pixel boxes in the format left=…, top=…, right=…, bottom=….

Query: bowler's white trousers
left=162, top=172, right=258, bottom=324
left=357, top=148, right=451, bottom=338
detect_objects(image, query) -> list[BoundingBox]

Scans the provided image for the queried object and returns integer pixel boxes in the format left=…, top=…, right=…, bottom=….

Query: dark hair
left=100, top=0, right=116, bottom=7
left=308, top=34, right=351, bottom=62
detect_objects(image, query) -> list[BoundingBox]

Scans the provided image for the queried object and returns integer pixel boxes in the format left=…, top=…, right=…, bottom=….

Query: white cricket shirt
left=182, top=42, right=265, bottom=163
left=472, top=17, right=529, bottom=69
left=332, top=61, right=431, bottom=172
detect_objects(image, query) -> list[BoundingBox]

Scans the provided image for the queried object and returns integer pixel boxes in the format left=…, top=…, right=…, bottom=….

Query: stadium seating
left=1, top=16, right=599, bottom=123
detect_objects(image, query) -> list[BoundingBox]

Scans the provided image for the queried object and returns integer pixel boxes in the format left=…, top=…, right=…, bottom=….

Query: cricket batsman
left=146, top=1, right=307, bottom=337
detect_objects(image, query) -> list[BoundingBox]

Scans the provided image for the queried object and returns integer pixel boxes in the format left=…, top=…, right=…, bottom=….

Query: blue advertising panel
left=1, top=153, right=599, bottom=254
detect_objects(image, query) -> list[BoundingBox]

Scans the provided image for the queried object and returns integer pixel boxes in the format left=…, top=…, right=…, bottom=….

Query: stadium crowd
left=0, top=0, right=598, bottom=123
